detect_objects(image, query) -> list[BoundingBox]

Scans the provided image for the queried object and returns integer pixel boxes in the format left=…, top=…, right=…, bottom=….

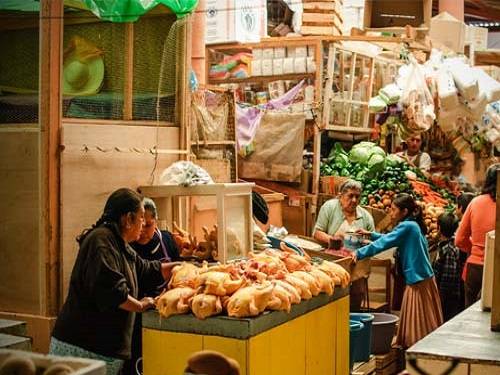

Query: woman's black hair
left=252, top=191, right=269, bottom=224
left=456, top=192, right=475, bottom=214
left=438, top=212, right=458, bottom=238
left=77, top=188, right=143, bottom=244
left=143, top=197, right=158, bottom=219
left=392, top=193, right=427, bottom=235
left=482, top=163, right=500, bottom=201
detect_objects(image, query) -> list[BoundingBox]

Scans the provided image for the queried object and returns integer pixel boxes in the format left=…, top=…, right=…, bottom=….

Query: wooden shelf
left=331, top=98, right=369, bottom=106
left=325, top=125, right=374, bottom=133
left=191, top=141, right=236, bottom=146
left=208, top=73, right=315, bottom=85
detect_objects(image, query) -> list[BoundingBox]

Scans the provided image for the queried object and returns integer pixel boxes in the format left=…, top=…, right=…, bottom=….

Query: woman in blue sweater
left=352, top=194, right=443, bottom=348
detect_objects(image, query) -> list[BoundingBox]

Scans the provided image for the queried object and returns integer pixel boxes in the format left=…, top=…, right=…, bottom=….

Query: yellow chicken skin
left=191, top=294, right=223, bottom=320
left=226, top=283, right=274, bottom=318
left=156, top=287, right=196, bottom=318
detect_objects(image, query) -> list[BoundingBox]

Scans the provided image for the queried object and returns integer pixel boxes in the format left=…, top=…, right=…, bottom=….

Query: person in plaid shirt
left=433, top=212, right=464, bottom=321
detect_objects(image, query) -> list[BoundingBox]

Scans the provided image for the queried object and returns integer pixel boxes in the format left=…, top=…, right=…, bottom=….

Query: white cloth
left=397, top=151, right=432, bottom=172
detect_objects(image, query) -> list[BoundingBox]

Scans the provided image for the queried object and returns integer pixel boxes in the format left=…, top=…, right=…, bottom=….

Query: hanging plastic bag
left=159, top=161, right=213, bottom=186
left=82, top=0, right=198, bottom=22
left=400, top=58, right=435, bottom=136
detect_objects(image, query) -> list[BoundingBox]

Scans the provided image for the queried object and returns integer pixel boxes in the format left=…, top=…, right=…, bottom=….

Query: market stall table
left=406, top=302, right=500, bottom=374
left=142, top=288, right=350, bottom=375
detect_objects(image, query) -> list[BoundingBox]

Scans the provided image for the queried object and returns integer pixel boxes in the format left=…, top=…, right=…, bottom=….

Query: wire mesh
left=134, top=13, right=178, bottom=122
left=0, top=13, right=39, bottom=124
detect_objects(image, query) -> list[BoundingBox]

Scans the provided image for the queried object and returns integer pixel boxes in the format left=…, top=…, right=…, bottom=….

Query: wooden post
left=123, top=23, right=134, bottom=120
left=363, top=58, right=375, bottom=128
left=40, top=0, right=63, bottom=315
left=491, top=172, right=500, bottom=331
left=176, top=15, right=192, bottom=162
left=345, top=52, right=357, bottom=128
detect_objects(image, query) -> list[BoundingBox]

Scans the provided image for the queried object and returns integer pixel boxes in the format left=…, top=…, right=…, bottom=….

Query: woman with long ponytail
left=352, top=193, right=443, bottom=348
left=50, top=188, right=179, bottom=375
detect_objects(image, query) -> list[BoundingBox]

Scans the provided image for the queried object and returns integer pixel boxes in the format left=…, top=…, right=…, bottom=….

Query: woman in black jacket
left=50, top=188, right=178, bottom=375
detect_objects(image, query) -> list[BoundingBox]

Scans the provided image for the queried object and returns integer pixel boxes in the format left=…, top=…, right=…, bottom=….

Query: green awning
left=82, top=0, right=199, bottom=21
left=0, top=0, right=198, bottom=20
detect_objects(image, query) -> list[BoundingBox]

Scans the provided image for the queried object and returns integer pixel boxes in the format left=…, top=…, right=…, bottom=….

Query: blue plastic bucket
left=350, top=313, right=374, bottom=362
left=349, top=320, right=364, bottom=371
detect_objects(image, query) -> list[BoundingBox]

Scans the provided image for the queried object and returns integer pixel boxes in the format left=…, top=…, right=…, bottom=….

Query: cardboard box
left=430, top=12, right=466, bottom=53
left=205, top=0, right=267, bottom=45
left=364, top=0, right=432, bottom=29
left=466, top=25, right=489, bottom=51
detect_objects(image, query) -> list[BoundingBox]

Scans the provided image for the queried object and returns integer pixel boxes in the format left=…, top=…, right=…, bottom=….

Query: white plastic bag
left=401, top=59, right=435, bottom=133
left=159, top=161, right=214, bottom=186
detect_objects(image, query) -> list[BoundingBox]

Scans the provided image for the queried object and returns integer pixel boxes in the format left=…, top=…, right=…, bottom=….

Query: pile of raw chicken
left=156, top=243, right=350, bottom=320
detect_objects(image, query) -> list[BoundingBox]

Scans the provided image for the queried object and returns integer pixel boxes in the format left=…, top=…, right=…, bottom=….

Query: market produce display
left=155, top=246, right=350, bottom=320
left=320, top=142, right=458, bottom=241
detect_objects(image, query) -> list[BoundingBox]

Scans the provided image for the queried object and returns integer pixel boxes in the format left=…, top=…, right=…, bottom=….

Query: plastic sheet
left=238, top=111, right=305, bottom=183
left=82, top=0, right=198, bottom=21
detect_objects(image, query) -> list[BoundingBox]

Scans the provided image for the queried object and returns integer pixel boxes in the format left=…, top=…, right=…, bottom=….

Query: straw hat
left=63, top=36, right=104, bottom=96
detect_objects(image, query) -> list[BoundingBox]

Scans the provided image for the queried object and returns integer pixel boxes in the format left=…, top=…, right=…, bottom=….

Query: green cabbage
left=385, top=154, right=404, bottom=167
left=367, top=153, right=386, bottom=173
left=349, top=142, right=387, bottom=165
left=349, top=147, right=371, bottom=164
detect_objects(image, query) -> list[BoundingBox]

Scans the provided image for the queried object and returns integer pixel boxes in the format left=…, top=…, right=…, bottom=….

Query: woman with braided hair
left=50, top=188, right=179, bottom=374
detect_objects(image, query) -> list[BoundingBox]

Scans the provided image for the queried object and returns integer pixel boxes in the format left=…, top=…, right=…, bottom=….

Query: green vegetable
left=367, top=153, right=386, bottom=173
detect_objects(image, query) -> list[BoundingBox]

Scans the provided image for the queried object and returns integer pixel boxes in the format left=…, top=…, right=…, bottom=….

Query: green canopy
left=82, top=0, right=198, bottom=20
left=0, top=0, right=198, bottom=20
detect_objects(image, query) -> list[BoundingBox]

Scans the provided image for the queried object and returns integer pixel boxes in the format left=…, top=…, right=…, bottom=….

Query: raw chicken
left=191, top=294, right=223, bottom=320
left=172, top=222, right=197, bottom=257
left=195, top=271, right=244, bottom=296
left=279, top=250, right=312, bottom=273
left=248, top=251, right=288, bottom=275
left=273, top=280, right=301, bottom=304
left=291, top=271, right=321, bottom=296
left=284, top=274, right=312, bottom=300
left=201, top=224, right=243, bottom=259
left=317, top=261, right=350, bottom=288
left=309, top=268, right=335, bottom=296
left=168, top=262, right=202, bottom=289
left=226, top=282, right=274, bottom=318
left=156, top=287, right=196, bottom=318
left=267, top=283, right=292, bottom=312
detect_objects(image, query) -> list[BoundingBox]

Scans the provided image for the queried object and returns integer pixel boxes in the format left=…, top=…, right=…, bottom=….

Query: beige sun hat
left=63, top=36, right=104, bottom=96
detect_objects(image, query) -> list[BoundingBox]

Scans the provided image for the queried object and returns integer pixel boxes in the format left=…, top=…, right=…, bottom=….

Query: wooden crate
left=283, top=194, right=316, bottom=237
left=302, top=0, right=343, bottom=36
left=375, top=347, right=405, bottom=375
left=352, top=356, right=376, bottom=375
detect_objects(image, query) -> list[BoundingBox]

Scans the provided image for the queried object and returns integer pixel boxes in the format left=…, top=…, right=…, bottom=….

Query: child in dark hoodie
left=433, top=212, right=464, bottom=321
